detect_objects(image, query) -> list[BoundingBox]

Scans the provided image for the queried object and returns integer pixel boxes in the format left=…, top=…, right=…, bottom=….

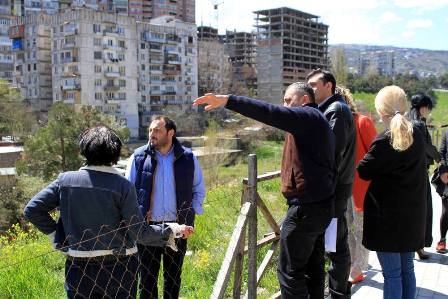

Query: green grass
left=429, top=90, right=448, bottom=127
left=0, top=140, right=285, bottom=298
left=0, top=225, right=65, bottom=298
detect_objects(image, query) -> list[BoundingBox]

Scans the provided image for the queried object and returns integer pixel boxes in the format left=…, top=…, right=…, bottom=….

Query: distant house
left=0, top=141, right=23, bottom=186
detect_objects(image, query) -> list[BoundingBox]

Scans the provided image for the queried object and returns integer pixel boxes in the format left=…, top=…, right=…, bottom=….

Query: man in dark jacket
left=307, top=69, right=356, bottom=298
left=194, top=83, right=336, bottom=298
left=126, top=116, right=206, bottom=299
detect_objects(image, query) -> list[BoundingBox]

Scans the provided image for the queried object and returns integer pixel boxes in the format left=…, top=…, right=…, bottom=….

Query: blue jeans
left=376, top=251, right=416, bottom=299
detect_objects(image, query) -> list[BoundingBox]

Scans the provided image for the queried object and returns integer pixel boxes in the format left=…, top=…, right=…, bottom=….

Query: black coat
left=318, top=94, right=356, bottom=186
left=357, top=129, right=427, bottom=252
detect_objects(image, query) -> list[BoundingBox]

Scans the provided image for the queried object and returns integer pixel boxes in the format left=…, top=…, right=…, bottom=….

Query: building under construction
left=222, top=30, right=257, bottom=91
left=255, top=7, right=328, bottom=103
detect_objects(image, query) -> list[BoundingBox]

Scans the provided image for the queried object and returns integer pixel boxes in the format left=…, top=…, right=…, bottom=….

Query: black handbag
left=431, top=166, right=446, bottom=197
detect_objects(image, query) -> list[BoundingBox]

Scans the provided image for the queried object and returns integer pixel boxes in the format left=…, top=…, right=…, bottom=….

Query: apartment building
left=358, top=50, right=395, bottom=77
left=137, top=15, right=197, bottom=137
left=50, top=10, right=139, bottom=135
left=129, top=0, right=194, bottom=23
left=9, top=9, right=197, bottom=138
left=0, top=0, right=13, bottom=82
left=254, top=7, right=328, bottom=102
left=9, top=13, right=52, bottom=113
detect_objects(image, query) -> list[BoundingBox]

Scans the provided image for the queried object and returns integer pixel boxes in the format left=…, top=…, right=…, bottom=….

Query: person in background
left=358, top=86, right=426, bottom=299
left=24, top=126, right=192, bottom=299
left=436, top=130, right=448, bottom=254
left=307, top=69, right=356, bottom=298
left=336, top=86, right=377, bottom=284
left=409, top=92, right=441, bottom=259
left=126, top=116, right=205, bottom=299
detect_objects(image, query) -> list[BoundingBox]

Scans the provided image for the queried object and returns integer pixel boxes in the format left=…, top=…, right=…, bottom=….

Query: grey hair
left=286, top=82, right=316, bottom=103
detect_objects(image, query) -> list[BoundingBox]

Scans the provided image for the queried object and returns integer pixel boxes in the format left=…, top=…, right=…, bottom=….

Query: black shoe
left=416, top=249, right=430, bottom=260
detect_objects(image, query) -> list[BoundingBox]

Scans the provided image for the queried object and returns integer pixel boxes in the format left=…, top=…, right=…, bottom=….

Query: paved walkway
left=352, top=185, right=448, bottom=298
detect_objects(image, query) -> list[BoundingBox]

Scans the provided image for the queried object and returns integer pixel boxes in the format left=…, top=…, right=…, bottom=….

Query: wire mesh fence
left=0, top=173, right=286, bottom=298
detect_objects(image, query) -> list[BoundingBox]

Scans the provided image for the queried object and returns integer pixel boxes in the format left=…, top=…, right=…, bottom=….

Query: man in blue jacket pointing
left=194, top=83, right=336, bottom=299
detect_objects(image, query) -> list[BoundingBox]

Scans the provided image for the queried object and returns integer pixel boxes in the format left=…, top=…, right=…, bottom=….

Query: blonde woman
left=357, top=86, right=426, bottom=299
left=336, top=86, right=377, bottom=284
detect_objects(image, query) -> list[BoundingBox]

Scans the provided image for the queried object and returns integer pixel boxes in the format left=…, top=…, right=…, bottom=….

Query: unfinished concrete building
left=197, top=25, right=218, bottom=41
left=222, top=30, right=257, bottom=92
left=255, top=7, right=328, bottom=103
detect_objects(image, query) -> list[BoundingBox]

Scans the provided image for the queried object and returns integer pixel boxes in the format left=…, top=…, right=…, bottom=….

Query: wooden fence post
left=247, top=154, right=257, bottom=299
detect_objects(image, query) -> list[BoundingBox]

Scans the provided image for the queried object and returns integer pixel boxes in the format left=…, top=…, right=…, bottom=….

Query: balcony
left=149, top=90, right=162, bottom=95
left=60, top=56, right=78, bottom=63
left=167, top=59, right=181, bottom=65
left=104, top=71, right=120, bottom=78
left=8, top=25, right=24, bottom=39
left=103, top=43, right=119, bottom=49
left=149, top=45, right=162, bottom=52
left=162, top=91, right=177, bottom=95
left=104, top=83, right=120, bottom=91
left=103, top=29, right=123, bottom=36
left=61, top=83, right=81, bottom=90
left=63, top=27, right=78, bottom=36
left=61, top=71, right=80, bottom=77
left=11, top=39, right=23, bottom=52
left=149, top=58, right=162, bottom=64
left=143, top=35, right=166, bottom=43
left=63, top=41, right=76, bottom=49
left=149, top=69, right=162, bottom=74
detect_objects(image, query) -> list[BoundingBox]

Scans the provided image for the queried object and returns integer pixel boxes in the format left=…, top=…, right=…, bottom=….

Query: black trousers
left=138, top=239, right=187, bottom=299
left=327, top=184, right=352, bottom=299
left=65, top=254, right=139, bottom=299
left=277, top=200, right=333, bottom=299
left=424, top=177, right=433, bottom=247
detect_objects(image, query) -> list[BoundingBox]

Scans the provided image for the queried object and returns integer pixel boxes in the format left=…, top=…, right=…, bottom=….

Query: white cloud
left=393, top=0, right=448, bottom=9
left=406, top=19, right=433, bottom=29
left=378, top=11, right=402, bottom=24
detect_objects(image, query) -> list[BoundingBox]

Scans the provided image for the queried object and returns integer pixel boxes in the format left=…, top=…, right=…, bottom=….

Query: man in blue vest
left=126, top=115, right=206, bottom=299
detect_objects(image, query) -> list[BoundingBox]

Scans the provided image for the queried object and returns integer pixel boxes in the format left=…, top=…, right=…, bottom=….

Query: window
left=94, top=79, right=102, bottom=86
left=119, top=80, right=126, bottom=87
left=94, top=51, right=102, bottom=60
left=118, top=40, right=125, bottom=48
left=93, top=38, right=101, bottom=46
left=119, top=66, right=125, bottom=76
left=141, top=43, right=145, bottom=49
left=94, top=65, right=102, bottom=73
left=118, top=53, right=125, bottom=61
left=94, top=92, right=103, bottom=100
left=93, top=24, right=101, bottom=33
left=141, top=95, right=146, bottom=102
left=141, top=64, right=145, bottom=71
left=118, top=92, right=126, bottom=100
left=116, top=27, right=124, bottom=35
left=33, top=64, right=36, bottom=70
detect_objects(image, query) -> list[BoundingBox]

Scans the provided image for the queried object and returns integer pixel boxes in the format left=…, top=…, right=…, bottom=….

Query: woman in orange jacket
left=336, top=86, right=377, bottom=284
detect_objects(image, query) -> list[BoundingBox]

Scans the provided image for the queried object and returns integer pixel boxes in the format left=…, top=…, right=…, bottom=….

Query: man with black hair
left=126, top=116, right=206, bottom=299
left=307, top=69, right=356, bottom=298
left=193, top=82, right=336, bottom=299
left=24, top=126, right=192, bottom=298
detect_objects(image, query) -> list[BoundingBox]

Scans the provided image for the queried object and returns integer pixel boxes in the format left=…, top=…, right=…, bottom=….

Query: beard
left=151, top=134, right=170, bottom=150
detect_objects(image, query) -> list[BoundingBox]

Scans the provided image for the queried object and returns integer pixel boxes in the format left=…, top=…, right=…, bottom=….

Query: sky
left=196, top=0, right=448, bottom=51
